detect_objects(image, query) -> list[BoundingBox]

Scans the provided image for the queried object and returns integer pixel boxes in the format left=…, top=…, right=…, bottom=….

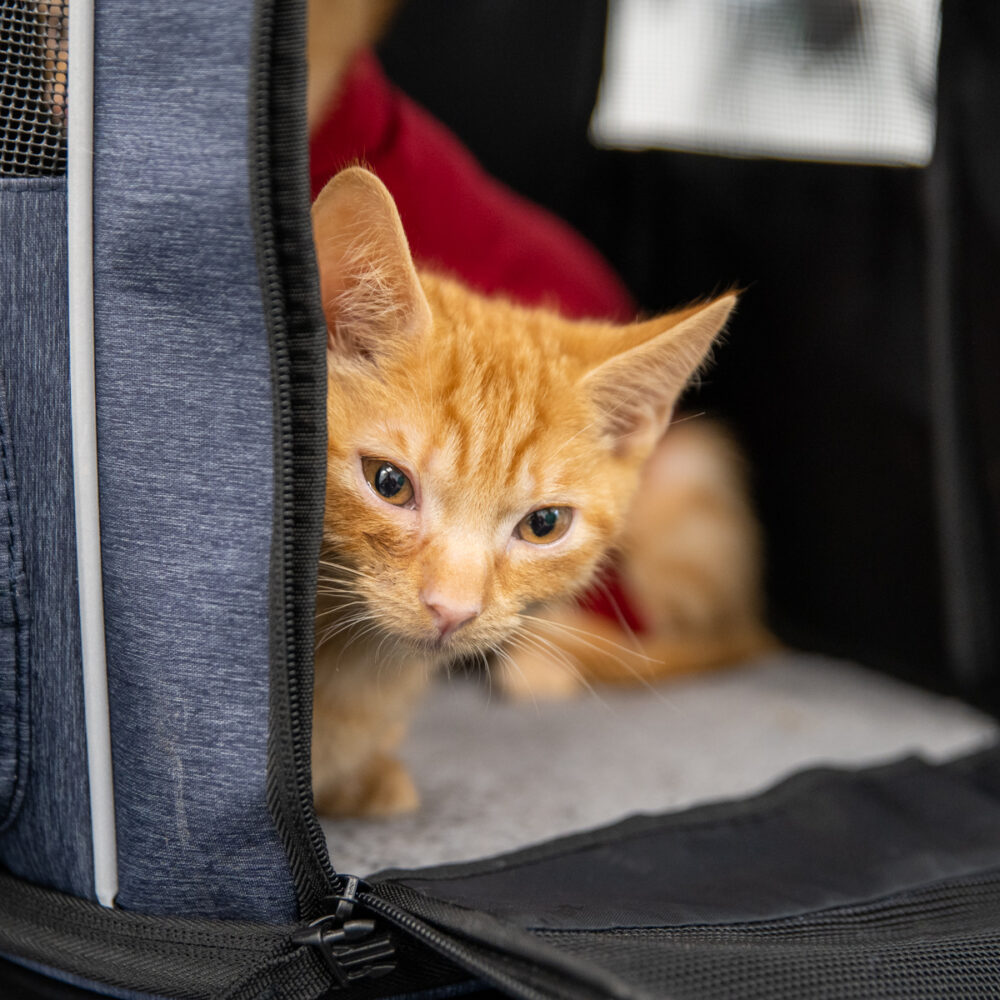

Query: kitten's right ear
left=582, top=293, right=737, bottom=456
left=312, top=167, right=432, bottom=364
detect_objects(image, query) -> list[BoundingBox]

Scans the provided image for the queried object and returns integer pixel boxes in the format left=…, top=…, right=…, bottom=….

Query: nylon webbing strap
left=221, top=948, right=332, bottom=1000
left=0, top=870, right=329, bottom=999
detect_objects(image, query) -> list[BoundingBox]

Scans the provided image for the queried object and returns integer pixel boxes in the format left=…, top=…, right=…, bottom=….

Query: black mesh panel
left=1, top=0, right=67, bottom=177
left=537, top=874, right=1000, bottom=1000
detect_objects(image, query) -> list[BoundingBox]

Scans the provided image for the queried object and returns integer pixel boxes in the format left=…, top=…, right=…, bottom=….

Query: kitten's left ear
left=583, top=293, right=737, bottom=454
left=312, top=166, right=432, bottom=364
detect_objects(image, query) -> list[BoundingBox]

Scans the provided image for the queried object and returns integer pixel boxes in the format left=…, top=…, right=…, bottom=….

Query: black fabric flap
left=376, top=745, right=1000, bottom=930
left=367, top=745, right=1000, bottom=998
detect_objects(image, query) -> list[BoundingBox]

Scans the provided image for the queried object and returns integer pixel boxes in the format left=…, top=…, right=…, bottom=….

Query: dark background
left=378, top=0, right=1000, bottom=705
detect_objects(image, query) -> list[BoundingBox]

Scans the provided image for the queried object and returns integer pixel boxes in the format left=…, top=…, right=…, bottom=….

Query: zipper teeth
left=285, top=534, right=338, bottom=896
left=252, top=0, right=336, bottom=916
left=277, top=304, right=334, bottom=894
left=360, top=892, right=646, bottom=1000
left=359, top=894, right=555, bottom=1000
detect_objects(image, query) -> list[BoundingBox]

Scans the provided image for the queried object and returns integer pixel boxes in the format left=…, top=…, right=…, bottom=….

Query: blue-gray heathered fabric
left=0, top=327, right=30, bottom=830
left=0, top=177, right=95, bottom=898
left=91, top=4, right=297, bottom=919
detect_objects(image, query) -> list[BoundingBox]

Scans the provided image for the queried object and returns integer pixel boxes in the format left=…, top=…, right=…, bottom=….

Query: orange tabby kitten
left=312, top=167, right=766, bottom=817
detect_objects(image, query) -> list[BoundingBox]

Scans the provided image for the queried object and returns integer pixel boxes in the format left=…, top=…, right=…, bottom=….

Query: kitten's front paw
left=497, top=649, right=585, bottom=701
left=359, top=755, right=420, bottom=817
left=314, top=754, right=420, bottom=819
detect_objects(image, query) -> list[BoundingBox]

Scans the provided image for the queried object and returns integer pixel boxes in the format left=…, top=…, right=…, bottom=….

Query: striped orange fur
left=311, top=167, right=767, bottom=817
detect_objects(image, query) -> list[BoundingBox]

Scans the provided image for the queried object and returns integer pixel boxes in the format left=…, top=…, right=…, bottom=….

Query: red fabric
left=310, top=49, right=646, bottom=629
left=310, top=50, right=634, bottom=321
left=577, top=568, right=647, bottom=635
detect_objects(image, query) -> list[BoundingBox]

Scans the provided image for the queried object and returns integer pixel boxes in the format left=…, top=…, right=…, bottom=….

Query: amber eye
left=517, top=506, right=573, bottom=544
left=362, top=458, right=415, bottom=507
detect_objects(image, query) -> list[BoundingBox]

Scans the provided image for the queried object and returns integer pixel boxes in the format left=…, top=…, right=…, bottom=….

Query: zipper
left=248, top=0, right=338, bottom=920
left=354, top=882, right=644, bottom=1000
left=284, top=871, right=639, bottom=999
left=289, top=874, right=547, bottom=999
left=291, top=876, right=397, bottom=989
left=356, top=892, right=552, bottom=1000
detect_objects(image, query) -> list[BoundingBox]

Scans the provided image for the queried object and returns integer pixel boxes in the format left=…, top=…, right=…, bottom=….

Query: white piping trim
left=67, top=0, right=119, bottom=909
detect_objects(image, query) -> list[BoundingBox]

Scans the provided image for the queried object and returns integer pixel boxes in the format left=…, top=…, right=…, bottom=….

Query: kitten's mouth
left=412, top=631, right=474, bottom=657
left=321, top=588, right=508, bottom=659
left=404, top=622, right=504, bottom=661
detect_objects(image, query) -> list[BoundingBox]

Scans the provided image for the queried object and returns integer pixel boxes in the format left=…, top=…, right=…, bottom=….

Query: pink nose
left=422, top=596, right=480, bottom=639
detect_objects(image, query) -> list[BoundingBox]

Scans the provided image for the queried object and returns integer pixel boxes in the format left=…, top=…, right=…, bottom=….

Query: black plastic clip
left=292, top=876, right=396, bottom=988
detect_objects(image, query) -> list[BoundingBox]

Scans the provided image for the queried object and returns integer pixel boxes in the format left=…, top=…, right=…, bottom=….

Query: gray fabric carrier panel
left=91, top=4, right=297, bottom=919
left=0, top=177, right=95, bottom=899
left=0, top=329, right=30, bottom=829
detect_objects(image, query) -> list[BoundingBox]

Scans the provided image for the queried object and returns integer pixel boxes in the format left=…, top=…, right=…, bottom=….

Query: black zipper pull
left=291, top=875, right=396, bottom=988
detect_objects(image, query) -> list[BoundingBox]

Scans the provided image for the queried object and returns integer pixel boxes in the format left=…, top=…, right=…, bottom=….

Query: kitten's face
left=322, top=285, right=642, bottom=656
left=314, top=168, right=734, bottom=659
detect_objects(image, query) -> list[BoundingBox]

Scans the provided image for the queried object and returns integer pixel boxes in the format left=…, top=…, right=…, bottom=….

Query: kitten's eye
left=362, top=458, right=415, bottom=507
left=517, top=506, right=573, bottom=544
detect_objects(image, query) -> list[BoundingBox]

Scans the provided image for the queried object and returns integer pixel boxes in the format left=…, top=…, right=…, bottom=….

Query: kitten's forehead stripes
left=430, top=331, right=564, bottom=497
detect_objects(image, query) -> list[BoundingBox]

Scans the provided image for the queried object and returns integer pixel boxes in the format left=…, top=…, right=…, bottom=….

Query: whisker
left=316, top=559, right=370, bottom=578
left=668, top=410, right=707, bottom=428
left=520, top=612, right=660, bottom=664
left=477, top=648, right=494, bottom=705
left=491, top=636, right=541, bottom=714
left=314, top=611, right=371, bottom=646
left=508, top=627, right=608, bottom=708
left=519, top=613, right=670, bottom=703
left=550, top=414, right=605, bottom=460
left=315, top=599, right=368, bottom=617
left=589, top=575, right=644, bottom=652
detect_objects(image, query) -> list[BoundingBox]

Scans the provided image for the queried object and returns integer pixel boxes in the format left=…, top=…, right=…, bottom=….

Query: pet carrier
left=2, top=1, right=1000, bottom=998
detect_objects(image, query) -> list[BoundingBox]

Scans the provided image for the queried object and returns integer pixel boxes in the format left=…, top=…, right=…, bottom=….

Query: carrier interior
left=322, top=652, right=996, bottom=876
left=313, top=3, right=998, bottom=878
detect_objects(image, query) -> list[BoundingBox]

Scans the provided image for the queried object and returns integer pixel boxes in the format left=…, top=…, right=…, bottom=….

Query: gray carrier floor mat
left=321, top=652, right=997, bottom=876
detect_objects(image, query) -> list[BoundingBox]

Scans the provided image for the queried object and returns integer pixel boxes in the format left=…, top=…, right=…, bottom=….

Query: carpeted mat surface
left=322, top=653, right=997, bottom=876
